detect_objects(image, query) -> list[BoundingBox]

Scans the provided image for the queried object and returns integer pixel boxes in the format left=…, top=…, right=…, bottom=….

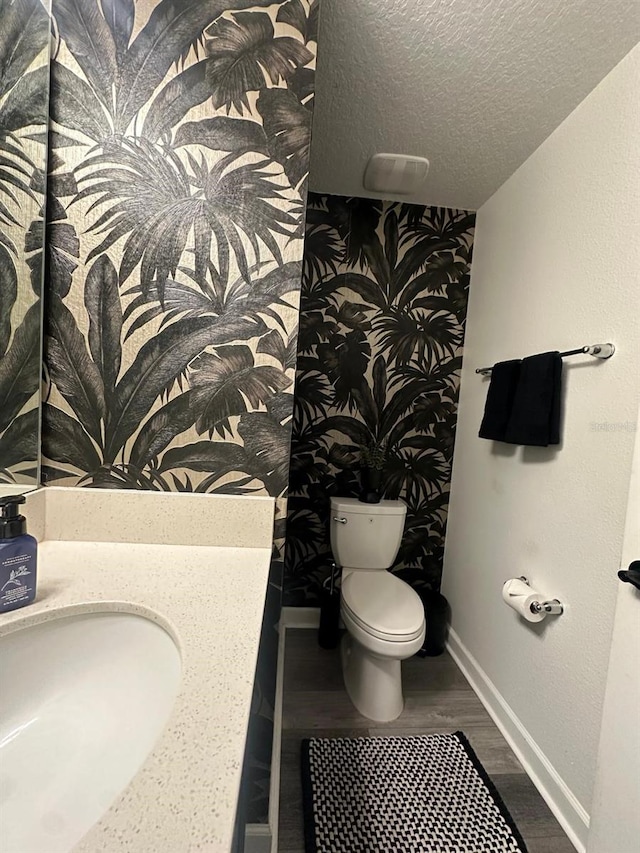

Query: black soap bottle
left=0, top=495, right=38, bottom=613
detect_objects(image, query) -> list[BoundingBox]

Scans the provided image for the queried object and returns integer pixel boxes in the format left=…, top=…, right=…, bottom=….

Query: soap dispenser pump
left=0, top=494, right=37, bottom=613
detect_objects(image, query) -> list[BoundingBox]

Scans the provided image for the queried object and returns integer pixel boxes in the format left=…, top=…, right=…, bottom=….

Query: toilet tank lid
left=330, top=497, right=407, bottom=516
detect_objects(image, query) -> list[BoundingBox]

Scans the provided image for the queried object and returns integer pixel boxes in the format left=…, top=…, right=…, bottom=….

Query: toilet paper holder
left=511, top=576, right=564, bottom=616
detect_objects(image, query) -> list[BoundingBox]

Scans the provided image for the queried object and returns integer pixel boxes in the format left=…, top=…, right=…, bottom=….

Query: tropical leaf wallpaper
left=0, top=0, right=50, bottom=487
left=284, top=194, right=475, bottom=606
left=42, top=0, right=318, bottom=496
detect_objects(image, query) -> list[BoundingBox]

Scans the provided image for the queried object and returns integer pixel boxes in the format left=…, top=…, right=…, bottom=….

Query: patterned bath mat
left=301, top=732, right=528, bottom=853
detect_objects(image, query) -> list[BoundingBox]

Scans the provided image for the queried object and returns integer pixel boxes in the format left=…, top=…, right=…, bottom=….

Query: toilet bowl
left=330, top=497, right=426, bottom=722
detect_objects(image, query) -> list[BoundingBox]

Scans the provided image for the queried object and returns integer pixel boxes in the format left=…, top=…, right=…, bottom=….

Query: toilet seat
left=341, top=571, right=425, bottom=642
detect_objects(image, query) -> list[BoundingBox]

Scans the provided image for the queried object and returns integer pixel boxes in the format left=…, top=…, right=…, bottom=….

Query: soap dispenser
left=0, top=494, right=37, bottom=613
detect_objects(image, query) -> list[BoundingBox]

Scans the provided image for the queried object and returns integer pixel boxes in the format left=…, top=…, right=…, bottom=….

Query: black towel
left=504, top=352, right=563, bottom=446
left=479, top=360, right=522, bottom=441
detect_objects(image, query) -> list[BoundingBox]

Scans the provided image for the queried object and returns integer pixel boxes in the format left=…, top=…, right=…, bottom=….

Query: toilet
left=330, top=497, right=426, bottom=722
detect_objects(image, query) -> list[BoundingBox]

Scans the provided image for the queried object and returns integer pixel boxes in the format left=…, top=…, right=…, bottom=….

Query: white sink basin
left=0, top=611, right=181, bottom=853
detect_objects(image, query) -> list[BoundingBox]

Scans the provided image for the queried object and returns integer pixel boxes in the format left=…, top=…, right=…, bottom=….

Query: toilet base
left=341, top=632, right=404, bottom=722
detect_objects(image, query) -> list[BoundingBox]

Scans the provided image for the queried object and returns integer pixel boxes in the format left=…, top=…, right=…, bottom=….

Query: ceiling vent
left=363, top=153, right=430, bottom=195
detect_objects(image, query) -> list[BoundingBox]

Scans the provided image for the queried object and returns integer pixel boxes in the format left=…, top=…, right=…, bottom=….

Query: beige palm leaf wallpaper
left=43, top=0, right=318, bottom=498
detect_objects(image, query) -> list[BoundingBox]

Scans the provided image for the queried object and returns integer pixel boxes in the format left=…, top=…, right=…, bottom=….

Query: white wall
left=442, top=43, right=640, bottom=850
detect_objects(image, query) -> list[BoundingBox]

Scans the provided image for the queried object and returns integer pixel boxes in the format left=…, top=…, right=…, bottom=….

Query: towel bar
left=476, top=343, right=615, bottom=376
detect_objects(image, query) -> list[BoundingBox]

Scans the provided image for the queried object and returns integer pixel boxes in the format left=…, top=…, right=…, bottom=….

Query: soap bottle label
left=0, top=552, right=35, bottom=611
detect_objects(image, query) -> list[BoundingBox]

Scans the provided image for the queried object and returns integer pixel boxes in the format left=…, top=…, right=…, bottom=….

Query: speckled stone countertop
left=0, top=488, right=275, bottom=852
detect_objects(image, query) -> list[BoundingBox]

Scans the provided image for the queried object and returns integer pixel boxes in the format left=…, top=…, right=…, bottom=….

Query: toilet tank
left=330, top=498, right=407, bottom=570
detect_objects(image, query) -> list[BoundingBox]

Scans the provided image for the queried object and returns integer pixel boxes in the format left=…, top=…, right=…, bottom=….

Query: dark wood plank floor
left=278, top=629, right=575, bottom=853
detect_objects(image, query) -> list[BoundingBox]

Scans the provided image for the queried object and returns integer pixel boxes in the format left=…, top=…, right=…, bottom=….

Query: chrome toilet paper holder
left=512, top=576, right=564, bottom=616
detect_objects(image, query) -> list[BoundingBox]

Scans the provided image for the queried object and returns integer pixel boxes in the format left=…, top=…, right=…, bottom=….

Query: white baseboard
left=244, top=619, right=289, bottom=853
left=266, top=617, right=287, bottom=853
left=447, top=627, right=589, bottom=852
left=281, top=606, right=321, bottom=629
left=245, top=608, right=320, bottom=852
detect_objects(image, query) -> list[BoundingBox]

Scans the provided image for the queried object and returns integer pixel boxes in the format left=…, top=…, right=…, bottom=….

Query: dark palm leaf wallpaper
left=285, top=194, right=475, bottom=606
left=42, top=0, right=318, bottom=496
left=0, top=0, right=50, bottom=486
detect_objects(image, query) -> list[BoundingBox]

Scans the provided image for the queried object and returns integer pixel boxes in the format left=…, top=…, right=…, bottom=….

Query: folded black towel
left=505, top=352, right=563, bottom=446
left=479, top=360, right=522, bottom=441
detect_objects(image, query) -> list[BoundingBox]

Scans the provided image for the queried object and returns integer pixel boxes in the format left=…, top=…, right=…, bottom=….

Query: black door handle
left=618, top=560, right=640, bottom=591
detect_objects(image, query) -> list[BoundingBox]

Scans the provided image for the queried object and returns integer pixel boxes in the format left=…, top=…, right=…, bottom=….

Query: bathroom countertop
left=0, top=490, right=275, bottom=852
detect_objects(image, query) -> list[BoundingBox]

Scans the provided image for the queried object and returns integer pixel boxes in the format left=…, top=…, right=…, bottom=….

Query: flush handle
left=333, top=517, right=347, bottom=524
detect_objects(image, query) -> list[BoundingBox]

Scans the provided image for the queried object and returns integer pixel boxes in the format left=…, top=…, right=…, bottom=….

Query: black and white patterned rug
left=301, top=732, right=528, bottom=853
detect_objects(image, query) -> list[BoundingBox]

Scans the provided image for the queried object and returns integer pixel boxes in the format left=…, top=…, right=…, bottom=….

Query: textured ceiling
left=309, top=0, right=640, bottom=210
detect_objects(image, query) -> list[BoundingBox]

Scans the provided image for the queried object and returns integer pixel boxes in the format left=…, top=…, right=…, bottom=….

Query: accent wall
left=42, top=0, right=317, bottom=493
left=285, top=194, right=475, bottom=606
